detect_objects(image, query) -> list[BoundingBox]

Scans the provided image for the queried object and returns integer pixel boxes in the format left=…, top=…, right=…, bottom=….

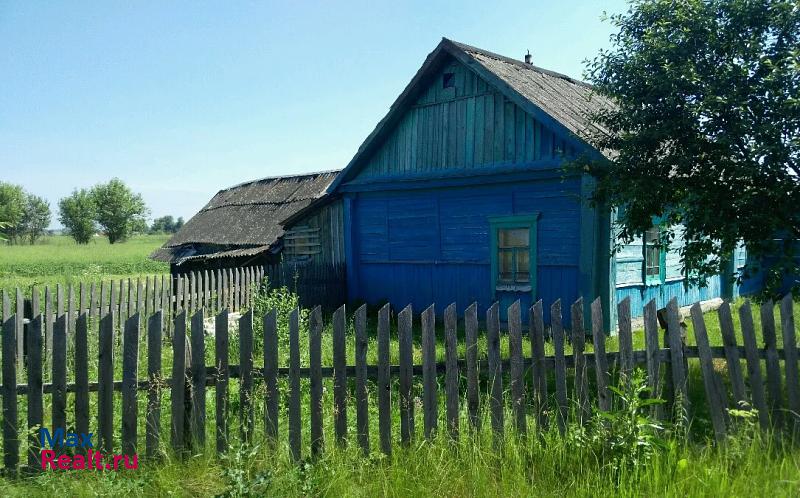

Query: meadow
left=0, top=234, right=169, bottom=290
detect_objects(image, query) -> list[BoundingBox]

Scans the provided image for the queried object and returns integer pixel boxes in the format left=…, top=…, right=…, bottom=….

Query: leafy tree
left=20, top=194, right=51, bottom=244
left=0, top=182, right=26, bottom=243
left=91, top=179, right=149, bottom=244
left=583, top=0, right=800, bottom=297
left=151, top=215, right=175, bottom=233
left=174, top=216, right=184, bottom=231
left=58, top=189, right=97, bottom=244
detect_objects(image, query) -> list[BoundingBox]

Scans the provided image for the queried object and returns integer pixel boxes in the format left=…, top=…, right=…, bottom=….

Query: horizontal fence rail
left=0, top=291, right=797, bottom=469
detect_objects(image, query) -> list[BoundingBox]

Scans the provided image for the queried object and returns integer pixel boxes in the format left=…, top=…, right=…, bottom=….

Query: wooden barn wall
left=353, top=57, right=576, bottom=181
left=349, top=178, right=582, bottom=326
left=285, top=200, right=345, bottom=264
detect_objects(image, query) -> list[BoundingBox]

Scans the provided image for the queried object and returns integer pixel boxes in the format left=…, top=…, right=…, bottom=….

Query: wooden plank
left=67, top=283, right=76, bottom=341
left=719, top=301, right=747, bottom=407
left=121, top=313, right=140, bottom=455
left=89, top=282, right=97, bottom=321
left=398, top=304, right=415, bottom=443
left=263, top=310, right=278, bottom=442
left=147, top=311, right=163, bottom=458
left=690, top=303, right=728, bottom=443
left=143, top=277, right=151, bottom=316
left=760, top=300, right=782, bottom=427
left=507, top=300, right=525, bottom=434
left=203, top=270, right=210, bottom=311
left=592, top=298, right=611, bottom=412
left=26, top=315, right=43, bottom=467
left=288, top=308, right=301, bottom=461
left=421, top=304, right=437, bottom=440
left=551, top=300, right=568, bottom=433
left=487, top=302, right=504, bottom=440
left=309, top=306, right=323, bottom=456
left=2, top=313, right=18, bottom=470
left=445, top=302, right=460, bottom=438
left=666, top=298, right=689, bottom=417
left=465, top=302, right=480, bottom=430
left=74, top=313, right=90, bottom=441
left=333, top=304, right=347, bottom=444
left=571, top=298, right=589, bottom=422
left=739, top=301, right=769, bottom=431
left=98, top=312, right=115, bottom=453
left=188, top=272, right=195, bottom=314
left=780, top=293, right=799, bottom=433
left=170, top=311, right=187, bottom=452
left=44, top=286, right=53, bottom=372
left=239, top=310, right=254, bottom=443
left=530, top=300, right=548, bottom=430
left=137, top=278, right=144, bottom=316
left=15, top=288, right=22, bottom=368
left=378, top=303, right=392, bottom=454
left=190, top=310, right=206, bottom=447
left=617, top=297, right=634, bottom=381
left=643, top=299, right=663, bottom=419
left=354, top=304, right=369, bottom=454
left=215, top=310, right=229, bottom=452
left=51, top=314, right=67, bottom=440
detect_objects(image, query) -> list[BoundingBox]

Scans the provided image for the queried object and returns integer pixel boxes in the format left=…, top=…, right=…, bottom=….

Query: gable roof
left=328, top=38, right=613, bottom=191
left=151, top=170, right=340, bottom=263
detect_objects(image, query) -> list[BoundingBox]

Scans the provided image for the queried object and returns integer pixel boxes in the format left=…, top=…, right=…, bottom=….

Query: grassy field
left=0, top=234, right=169, bottom=291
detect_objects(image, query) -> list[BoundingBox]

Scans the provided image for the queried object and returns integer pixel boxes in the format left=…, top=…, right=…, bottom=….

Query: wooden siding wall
left=285, top=200, right=345, bottom=265
left=354, top=57, right=577, bottom=181
left=351, top=180, right=582, bottom=324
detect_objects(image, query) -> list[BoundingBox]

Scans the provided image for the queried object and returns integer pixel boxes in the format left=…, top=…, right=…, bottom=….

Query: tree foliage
left=150, top=215, right=185, bottom=234
left=583, top=0, right=800, bottom=297
left=58, top=189, right=97, bottom=244
left=20, top=194, right=51, bottom=244
left=0, top=182, right=52, bottom=244
left=91, top=178, right=149, bottom=244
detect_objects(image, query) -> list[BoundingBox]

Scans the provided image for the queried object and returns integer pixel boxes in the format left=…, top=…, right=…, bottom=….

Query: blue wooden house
left=165, top=38, right=754, bottom=329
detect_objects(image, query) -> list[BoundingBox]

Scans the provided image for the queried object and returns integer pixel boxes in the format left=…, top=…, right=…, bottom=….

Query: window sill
left=495, top=284, right=532, bottom=293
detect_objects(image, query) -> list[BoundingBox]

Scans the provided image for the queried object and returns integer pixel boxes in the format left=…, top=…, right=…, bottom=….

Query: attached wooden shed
left=151, top=170, right=341, bottom=273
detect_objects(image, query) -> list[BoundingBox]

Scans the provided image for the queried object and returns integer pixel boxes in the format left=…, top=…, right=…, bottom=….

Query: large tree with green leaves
left=0, top=182, right=26, bottom=243
left=20, top=194, right=51, bottom=244
left=583, top=0, right=800, bottom=297
left=91, top=178, right=149, bottom=244
left=59, top=189, right=97, bottom=244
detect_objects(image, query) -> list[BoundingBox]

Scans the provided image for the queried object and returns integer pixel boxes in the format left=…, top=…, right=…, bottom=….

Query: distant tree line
left=0, top=178, right=182, bottom=245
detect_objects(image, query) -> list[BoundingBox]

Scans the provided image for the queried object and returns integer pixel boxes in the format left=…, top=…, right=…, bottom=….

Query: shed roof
left=151, top=170, right=339, bottom=263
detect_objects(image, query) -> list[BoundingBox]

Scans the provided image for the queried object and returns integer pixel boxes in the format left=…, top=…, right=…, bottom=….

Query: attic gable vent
left=442, top=72, right=455, bottom=88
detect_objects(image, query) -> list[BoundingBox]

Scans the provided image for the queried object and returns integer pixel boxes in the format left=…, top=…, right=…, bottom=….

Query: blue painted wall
left=347, top=178, right=582, bottom=326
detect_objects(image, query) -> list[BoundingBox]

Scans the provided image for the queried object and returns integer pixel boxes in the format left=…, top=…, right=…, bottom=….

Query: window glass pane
left=644, top=227, right=661, bottom=278
left=516, top=250, right=530, bottom=282
left=499, top=228, right=529, bottom=248
left=499, top=249, right=514, bottom=282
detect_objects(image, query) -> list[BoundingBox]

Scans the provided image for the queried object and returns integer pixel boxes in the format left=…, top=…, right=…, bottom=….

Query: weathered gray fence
left=0, top=292, right=797, bottom=470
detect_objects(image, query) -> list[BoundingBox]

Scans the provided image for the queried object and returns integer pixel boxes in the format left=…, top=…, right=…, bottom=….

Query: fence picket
left=445, top=302, right=460, bottom=438
left=15, top=288, right=22, bottom=368
left=288, top=308, right=301, bottom=461
left=171, top=311, right=187, bottom=452
left=378, top=303, right=392, bottom=454
left=690, top=303, right=727, bottom=444
left=27, top=315, right=43, bottom=467
left=191, top=310, right=206, bottom=447
left=263, top=310, right=278, bottom=443
left=354, top=304, right=370, bottom=454
left=551, top=300, right=567, bottom=434
left=216, top=310, right=230, bottom=452
left=571, top=298, right=589, bottom=422
left=333, top=305, right=348, bottom=444
left=147, top=311, right=163, bottom=458
left=760, top=301, right=782, bottom=427
left=75, top=313, right=89, bottom=440
left=530, top=300, right=548, bottom=430
left=465, top=302, right=479, bottom=430
left=666, top=298, right=689, bottom=417
left=780, top=294, right=799, bottom=433
left=122, top=313, right=140, bottom=455
left=508, top=301, right=524, bottom=435
left=52, top=314, right=67, bottom=438
left=309, top=306, right=323, bottom=456
left=719, top=302, right=746, bottom=407
left=240, top=310, right=254, bottom=443
left=617, top=297, right=634, bottom=381
left=398, top=304, right=415, bottom=443
left=739, top=301, right=769, bottom=431
left=2, top=313, right=18, bottom=470
left=99, top=312, right=115, bottom=453
left=643, top=300, right=663, bottom=419
left=44, top=286, right=53, bottom=370
left=592, top=298, right=611, bottom=412
left=487, top=302, right=503, bottom=441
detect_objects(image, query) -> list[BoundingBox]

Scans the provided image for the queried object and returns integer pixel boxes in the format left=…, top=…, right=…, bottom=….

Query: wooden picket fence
left=0, top=292, right=798, bottom=470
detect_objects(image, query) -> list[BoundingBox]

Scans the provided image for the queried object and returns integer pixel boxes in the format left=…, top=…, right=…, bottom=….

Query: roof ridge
left=443, top=38, right=594, bottom=89
left=221, top=168, right=342, bottom=192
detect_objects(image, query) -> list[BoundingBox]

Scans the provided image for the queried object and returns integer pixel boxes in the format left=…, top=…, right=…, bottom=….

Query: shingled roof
left=327, top=38, right=614, bottom=191
left=151, top=170, right=339, bottom=264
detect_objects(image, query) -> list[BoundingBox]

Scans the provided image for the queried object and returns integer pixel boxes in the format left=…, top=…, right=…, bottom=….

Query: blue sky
left=1, top=1, right=628, bottom=227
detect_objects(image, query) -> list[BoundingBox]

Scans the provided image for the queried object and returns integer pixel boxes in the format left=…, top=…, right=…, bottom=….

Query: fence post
left=216, top=310, right=230, bottom=453
left=309, top=306, right=323, bottom=457
left=2, top=313, right=18, bottom=471
left=718, top=302, right=746, bottom=407
left=75, top=313, right=90, bottom=442
left=465, top=303, right=480, bottom=430
left=486, top=302, right=503, bottom=442
left=739, top=301, right=769, bottom=431
left=398, top=304, right=415, bottom=443
left=530, top=300, right=548, bottom=430
left=122, top=313, right=140, bottom=455
left=378, top=303, right=392, bottom=455
left=592, top=298, right=611, bottom=412
left=666, top=298, right=689, bottom=421
left=690, top=303, right=728, bottom=444
left=263, top=310, right=278, bottom=444
left=508, top=301, right=524, bottom=435
left=239, top=310, right=254, bottom=444
left=445, top=303, right=460, bottom=439
left=26, top=316, right=43, bottom=468
left=760, top=301, right=782, bottom=427
left=571, top=298, right=589, bottom=422
left=354, top=304, right=370, bottom=454
left=147, top=311, right=163, bottom=458
left=288, top=308, right=301, bottom=461
left=617, top=297, right=634, bottom=382
left=170, top=311, right=188, bottom=454
left=333, top=305, right=348, bottom=445
left=422, top=304, right=437, bottom=441
left=551, top=300, right=567, bottom=434
left=99, top=312, right=115, bottom=454
left=190, top=310, right=206, bottom=448
left=780, top=294, right=799, bottom=435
